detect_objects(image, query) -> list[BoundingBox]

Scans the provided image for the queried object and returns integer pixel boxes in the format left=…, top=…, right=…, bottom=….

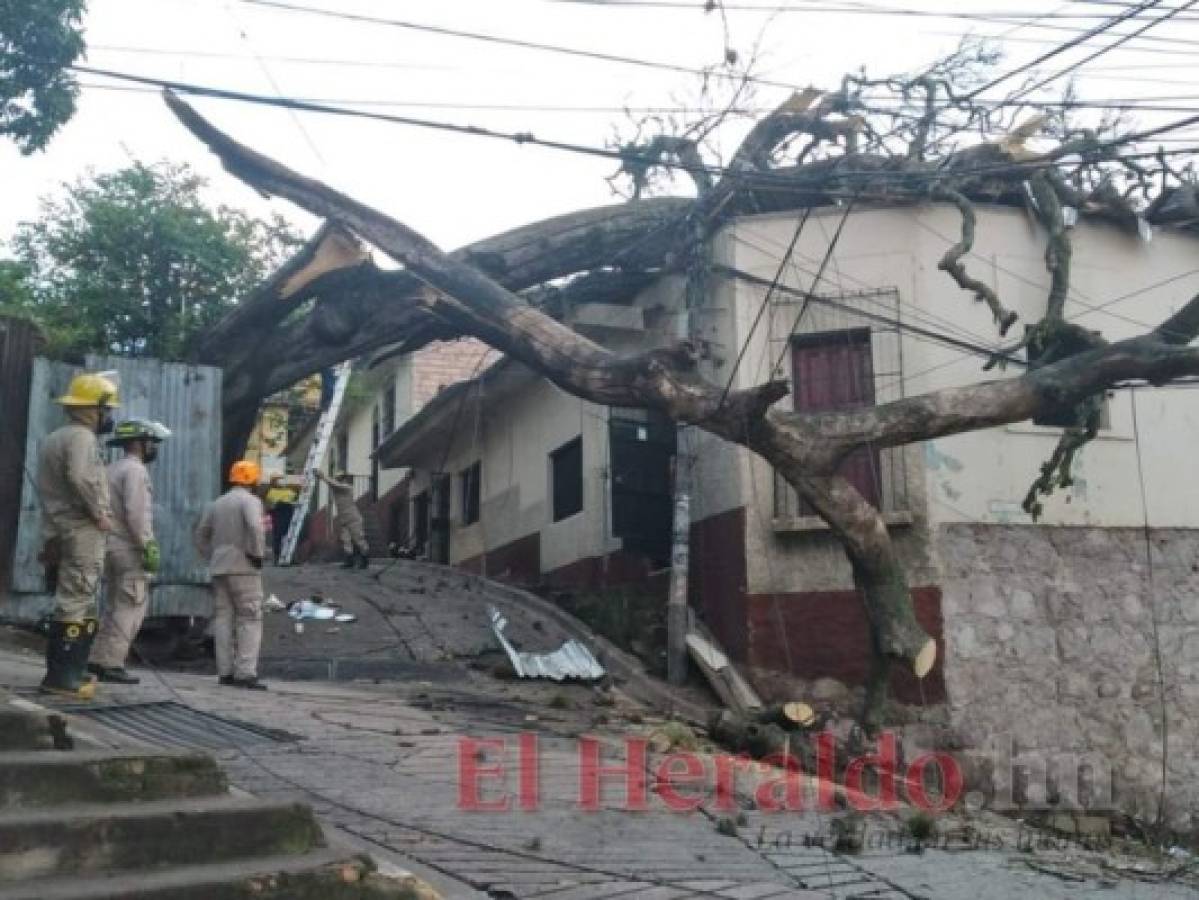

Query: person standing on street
left=314, top=468, right=369, bottom=569
left=89, top=419, right=171, bottom=684
left=36, top=371, right=119, bottom=698
left=194, top=460, right=268, bottom=690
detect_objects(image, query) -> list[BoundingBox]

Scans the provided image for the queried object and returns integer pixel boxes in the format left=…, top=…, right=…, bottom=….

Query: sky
left=3, top=0, right=1198, bottom=254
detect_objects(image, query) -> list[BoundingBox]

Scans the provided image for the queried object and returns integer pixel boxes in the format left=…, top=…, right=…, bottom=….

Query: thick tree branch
left=166, top=90, right=938, bottom=713
left=1155, top=290, right=1199, bottom=345
left=779, top=334, right=1199, bottom=469
left=930, top=186, right=1018, bottom=335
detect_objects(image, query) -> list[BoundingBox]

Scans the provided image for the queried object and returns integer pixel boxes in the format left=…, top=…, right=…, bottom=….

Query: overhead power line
left=715, top=263, right=1029, bottom=368
left=70, top=64, right=1199, bottom=187
left=548, top=0, right=1199, bottom=49
left=81, top=78, right=1199, bottom=118
left=235, top=0, right=800, bottom=91
left=1007, top=0, right=1199, bottom=101
left=965, top=0, right=1164, bottom=99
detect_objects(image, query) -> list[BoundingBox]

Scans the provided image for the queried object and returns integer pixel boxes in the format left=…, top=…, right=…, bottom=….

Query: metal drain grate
left=55, top=701, right=298, bottom=749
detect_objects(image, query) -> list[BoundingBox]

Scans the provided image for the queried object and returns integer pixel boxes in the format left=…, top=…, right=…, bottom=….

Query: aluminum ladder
left=278, top=361, right=352, bottom=566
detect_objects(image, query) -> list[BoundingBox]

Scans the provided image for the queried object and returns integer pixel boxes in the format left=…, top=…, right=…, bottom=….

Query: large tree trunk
left=194, top=200, right=691, bottom=462
left=165, top=91, right=1199, bottom=730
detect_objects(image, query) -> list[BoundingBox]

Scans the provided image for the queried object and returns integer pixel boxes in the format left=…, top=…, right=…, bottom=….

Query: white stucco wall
left=404, top=374, right=618, bottom=573
left=713, top=204, right=1199, bottom=596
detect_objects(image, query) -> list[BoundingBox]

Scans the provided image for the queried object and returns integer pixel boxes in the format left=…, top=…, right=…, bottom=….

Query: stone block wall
left=938, top=524, right=1199, bottom=833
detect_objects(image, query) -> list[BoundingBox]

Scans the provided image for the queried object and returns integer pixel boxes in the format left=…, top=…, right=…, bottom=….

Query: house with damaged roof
left=372, top=202, right=1199, bottom=833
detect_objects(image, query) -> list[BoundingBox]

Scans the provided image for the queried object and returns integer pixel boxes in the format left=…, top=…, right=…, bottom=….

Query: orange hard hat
left=229, top=460, right=261, bottom=486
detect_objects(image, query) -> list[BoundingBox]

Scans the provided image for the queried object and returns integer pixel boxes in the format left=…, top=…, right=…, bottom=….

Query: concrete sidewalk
left=1, top=560, right=1193, bottom=899
left=0, top=639, right=1193, bottom=899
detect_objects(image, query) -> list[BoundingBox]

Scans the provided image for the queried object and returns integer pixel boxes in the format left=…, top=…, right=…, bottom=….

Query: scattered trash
left=264, top=594, right=285, bottom=612
left=287, top=597, right=357, bottom=623
left=487, top=605, right=604, bottom=681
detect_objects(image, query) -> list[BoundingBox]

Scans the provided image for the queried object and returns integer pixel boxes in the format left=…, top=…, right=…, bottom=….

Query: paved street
left=0, top=564, right=1194, bottom=899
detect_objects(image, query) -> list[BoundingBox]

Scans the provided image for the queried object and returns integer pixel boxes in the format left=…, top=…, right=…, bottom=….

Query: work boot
left=340, top=553, right=355, bottom=569
left=87, top=663, right=140, bottom=684
left=356, top=549, right=369, bottom=570
left=218, top=675, right=236, bottom=686
left=40, top=620, right=98, bottom=700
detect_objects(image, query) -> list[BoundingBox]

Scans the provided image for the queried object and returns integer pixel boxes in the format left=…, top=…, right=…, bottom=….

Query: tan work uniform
left=327, top=479, right=368, bottom=556
left=92, top=455, right=154, bottom=669
left=37, top=423, right=111, bottom=622
left=194, top=487, right=266, bottom=680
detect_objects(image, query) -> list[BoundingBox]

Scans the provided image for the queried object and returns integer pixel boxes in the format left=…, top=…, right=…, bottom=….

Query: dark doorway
left=412, top=490, right=430, bottom=556
left=609, top=411, right=676, bottom=568
left=792, top=328, right=880, bottom=507
left=430, top=473, right=451, bottom=564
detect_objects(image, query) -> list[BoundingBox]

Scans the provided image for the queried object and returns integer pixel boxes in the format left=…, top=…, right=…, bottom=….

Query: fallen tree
left=171, top=55, right=1199, bottom=730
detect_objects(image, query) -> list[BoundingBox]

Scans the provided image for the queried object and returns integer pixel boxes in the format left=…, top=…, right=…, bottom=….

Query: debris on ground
left=487, top=605, right=604, bottom=681
left=287, top=597, right=358, bottom=624
left=647, top=720, right=700, bottom=753
left=685, top=623, right=761, bottom=716
left=706, top=707, right=827, bottom=770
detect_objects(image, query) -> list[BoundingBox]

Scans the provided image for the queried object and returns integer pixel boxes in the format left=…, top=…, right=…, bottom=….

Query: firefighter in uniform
left=89, top=419, right=171, bottom=684
left=194, top=460, right=268, bottom=690
left=313, top=468, right=369, bottom=569
left=36, top=372, right=119, bottom=698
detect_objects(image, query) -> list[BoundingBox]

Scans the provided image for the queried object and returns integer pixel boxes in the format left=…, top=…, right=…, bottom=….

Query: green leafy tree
left=7, top=161, right=301, bottom=359
left=0, top=0, right=87, bottom=153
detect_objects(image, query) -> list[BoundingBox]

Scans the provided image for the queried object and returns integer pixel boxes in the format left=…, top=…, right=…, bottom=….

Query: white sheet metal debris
left=287, top=598, right=357, bottom=623
left=487, top=605, right=605, bottom=681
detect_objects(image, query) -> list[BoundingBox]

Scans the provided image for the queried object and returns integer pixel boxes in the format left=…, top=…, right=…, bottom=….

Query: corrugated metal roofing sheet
left=488, top=604, right=605, bottom=682
left=54, top=701, right=296, bottom=749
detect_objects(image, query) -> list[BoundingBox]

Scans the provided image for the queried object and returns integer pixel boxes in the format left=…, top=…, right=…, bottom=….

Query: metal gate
left=7, top=355, right=222, bottom=621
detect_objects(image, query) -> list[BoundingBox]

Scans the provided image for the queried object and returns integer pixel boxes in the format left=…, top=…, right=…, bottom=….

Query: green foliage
left=0, top=0, right=86, bottom=153
left=4, top=161, right=301, bottom=360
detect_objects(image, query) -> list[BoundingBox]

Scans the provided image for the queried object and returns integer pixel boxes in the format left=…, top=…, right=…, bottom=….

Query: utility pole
left=666, top=444, right=692, bottom=685
left=666, top=221, right=707, bottom=686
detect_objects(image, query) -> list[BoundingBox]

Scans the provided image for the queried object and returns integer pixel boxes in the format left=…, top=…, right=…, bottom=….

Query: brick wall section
left=689, top=507, right=749, bottom=661
left=745, top=586, right=946, bottom=704
left=410, top=339, right=498, bottom=411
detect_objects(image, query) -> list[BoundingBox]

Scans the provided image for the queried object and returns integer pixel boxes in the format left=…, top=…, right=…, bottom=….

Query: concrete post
left=666, top=448, right=692, bottom=686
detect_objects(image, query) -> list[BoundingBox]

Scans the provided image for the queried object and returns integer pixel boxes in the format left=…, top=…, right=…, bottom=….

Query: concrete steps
left=0, top=703, right=436, bottom=898
left=0, top=797, right=324, bottom=882
left=0, top=849, right=416, bottom=900
left=0, top=709, right=72, bottom=751
left=0, top=750, right=226, bottom=808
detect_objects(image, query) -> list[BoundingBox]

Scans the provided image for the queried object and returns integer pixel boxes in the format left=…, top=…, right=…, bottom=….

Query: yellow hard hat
left=229, top=459, right=261, bottom=486
left=57, top=372, right=120, bottom=408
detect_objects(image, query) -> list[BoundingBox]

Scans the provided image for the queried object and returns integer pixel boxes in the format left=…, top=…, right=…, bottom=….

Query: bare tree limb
left=1027, top=171, right=1073, bottom=325
left=775, top=331, right=1199, bottom=470
left=930, top=186, right=1018, bottom=335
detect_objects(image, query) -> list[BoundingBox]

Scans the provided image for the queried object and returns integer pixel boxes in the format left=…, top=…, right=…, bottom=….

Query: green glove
left=142, top=540, right=161, bottom=574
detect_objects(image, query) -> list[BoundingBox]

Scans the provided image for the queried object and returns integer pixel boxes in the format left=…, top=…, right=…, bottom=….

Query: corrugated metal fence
left=0, top=317, right=46, bottom=595
left=8, top=355, right=222, bottom=620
